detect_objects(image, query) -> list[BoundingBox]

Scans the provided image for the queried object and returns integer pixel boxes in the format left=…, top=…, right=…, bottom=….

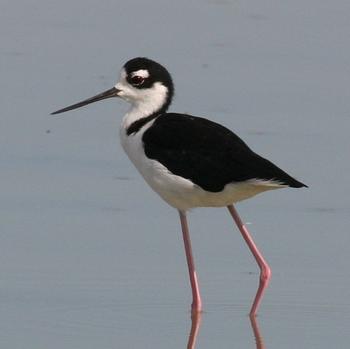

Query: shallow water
left=1, top=0, right=350, bottom=348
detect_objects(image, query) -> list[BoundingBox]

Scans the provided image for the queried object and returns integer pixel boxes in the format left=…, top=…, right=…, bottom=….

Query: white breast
left=120, top=117, right=194, bottom=209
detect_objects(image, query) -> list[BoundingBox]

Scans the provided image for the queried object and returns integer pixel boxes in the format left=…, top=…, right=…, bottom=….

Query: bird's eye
left=130, top=75, right=145, bottom=86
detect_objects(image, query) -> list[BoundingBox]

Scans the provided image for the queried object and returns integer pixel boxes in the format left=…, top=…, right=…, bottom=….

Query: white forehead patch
left=120, top=68, right=127, bottom=79
left=131, top=69, right=150, bottom=78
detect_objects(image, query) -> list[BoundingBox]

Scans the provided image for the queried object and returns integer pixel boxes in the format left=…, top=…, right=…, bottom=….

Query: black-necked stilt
left=52, top=57, right=307, bottom=316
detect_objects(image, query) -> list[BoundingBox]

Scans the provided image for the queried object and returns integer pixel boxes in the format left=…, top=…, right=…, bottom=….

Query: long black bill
left=51, top=87, right=120, bottom=115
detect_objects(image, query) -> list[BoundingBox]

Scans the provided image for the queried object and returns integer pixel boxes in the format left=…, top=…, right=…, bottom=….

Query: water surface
left=1, top=0, right=350, bottom=347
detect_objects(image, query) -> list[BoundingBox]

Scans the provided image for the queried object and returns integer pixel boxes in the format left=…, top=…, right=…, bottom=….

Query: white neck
left=120, top=82, right=169, bottom=132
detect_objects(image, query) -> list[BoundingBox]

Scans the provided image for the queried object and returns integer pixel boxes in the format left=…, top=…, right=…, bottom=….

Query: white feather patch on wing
left=246, top=178, right=288, bottom=187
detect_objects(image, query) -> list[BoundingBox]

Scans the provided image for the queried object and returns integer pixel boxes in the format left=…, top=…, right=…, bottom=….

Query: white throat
left=119, top=81, right=169, bottom=132
left=113, top=69, right=169, bottom=132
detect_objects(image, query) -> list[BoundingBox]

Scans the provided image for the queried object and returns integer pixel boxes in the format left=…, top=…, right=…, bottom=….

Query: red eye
left=130, top=75, right=145, bottom=85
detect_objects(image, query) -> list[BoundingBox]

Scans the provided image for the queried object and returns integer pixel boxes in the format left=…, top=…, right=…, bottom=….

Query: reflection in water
left=250, top=315, right=265, bottom=349
left=185, top=312, right=265, bottom=349
left=186, top=312, right=202, bottom=349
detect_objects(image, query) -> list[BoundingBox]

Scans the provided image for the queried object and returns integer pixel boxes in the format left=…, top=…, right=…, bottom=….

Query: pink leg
left=250, top=315, right=265, bottom=349
left=227, top=205, right=271, bottom=316
left=179, top=210, right=202, bottom=313
left=187, top=312, right=202, bottom=349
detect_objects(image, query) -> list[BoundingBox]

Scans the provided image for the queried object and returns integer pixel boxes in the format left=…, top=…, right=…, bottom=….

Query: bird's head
left=51, top=57, right=174, bottom=116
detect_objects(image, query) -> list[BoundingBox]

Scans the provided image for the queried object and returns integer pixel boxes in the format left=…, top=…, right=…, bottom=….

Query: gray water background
left=1, top=0, right=350, bottom=348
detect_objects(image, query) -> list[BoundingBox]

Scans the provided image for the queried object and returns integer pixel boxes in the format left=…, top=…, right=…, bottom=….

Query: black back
left=143, top=113, right=307, bottom=192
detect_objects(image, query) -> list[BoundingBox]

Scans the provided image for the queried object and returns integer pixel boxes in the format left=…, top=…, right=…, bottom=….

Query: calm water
left=1, top=0, right=350, bottom=348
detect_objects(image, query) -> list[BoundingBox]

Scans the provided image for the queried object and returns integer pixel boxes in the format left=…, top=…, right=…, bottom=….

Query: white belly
left=120, top=122, right=284, bottom=211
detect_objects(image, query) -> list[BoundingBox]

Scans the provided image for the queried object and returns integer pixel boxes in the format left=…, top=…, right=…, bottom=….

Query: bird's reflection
left=250, top=315, right=266, bottom=349
left=186, top=312, right=202, bottom=349
left=186, top=312, right=265, bottom=349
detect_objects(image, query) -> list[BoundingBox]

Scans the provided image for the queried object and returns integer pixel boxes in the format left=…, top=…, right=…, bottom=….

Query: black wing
left=143, top=113, right=307, bottom=192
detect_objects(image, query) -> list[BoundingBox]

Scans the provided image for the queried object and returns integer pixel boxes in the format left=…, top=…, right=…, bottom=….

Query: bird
left=51, top=57, right=307, bottom=316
